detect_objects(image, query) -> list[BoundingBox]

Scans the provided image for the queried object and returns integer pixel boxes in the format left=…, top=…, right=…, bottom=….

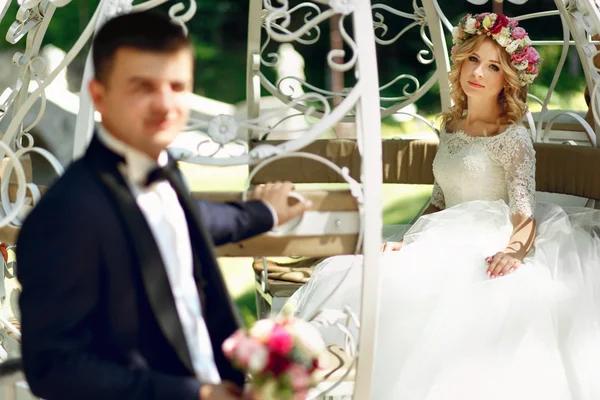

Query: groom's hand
left=199, top=381, right=243, bottom=399
left=251, top=181, right=312, bottom=226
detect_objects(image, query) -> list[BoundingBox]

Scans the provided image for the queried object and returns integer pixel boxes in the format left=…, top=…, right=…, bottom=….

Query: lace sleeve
left=499, top=126, right=536, bottom=218
left=431, top=180, right=446, bottom=210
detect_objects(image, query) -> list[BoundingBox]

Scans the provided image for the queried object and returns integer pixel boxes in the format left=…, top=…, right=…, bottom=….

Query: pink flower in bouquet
left=293, top=391, right=309, bottom=400
left=222, top=316, right=327, bottom=400
left=287, top=363, right=311, bottom=391
left=268, top=325, right=293, bottom=356
left=267, top=352, right=292, bottom=377
left=235, top=336, right=264, bottom=369
left=222, top=329, right=244, bottom=359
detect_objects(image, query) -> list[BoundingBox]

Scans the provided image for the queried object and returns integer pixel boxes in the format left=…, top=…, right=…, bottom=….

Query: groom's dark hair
left=92, top=11, right=192, bottom=84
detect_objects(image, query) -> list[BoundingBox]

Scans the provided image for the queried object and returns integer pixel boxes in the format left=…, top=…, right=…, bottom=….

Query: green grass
left=180, top=160, right=432, bottom=320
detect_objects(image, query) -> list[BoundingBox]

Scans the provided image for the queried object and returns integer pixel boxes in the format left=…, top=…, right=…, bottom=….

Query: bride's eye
left=469, top=56, right=478, bottom=62
left=490, top=64, right=500, bottom=72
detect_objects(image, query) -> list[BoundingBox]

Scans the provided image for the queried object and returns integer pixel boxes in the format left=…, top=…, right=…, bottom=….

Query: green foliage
left=0, top=0, right=589, bottom=110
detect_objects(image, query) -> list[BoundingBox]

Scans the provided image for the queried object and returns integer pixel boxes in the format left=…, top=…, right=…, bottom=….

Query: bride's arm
left=504, top=213, right=536, bottom=260
left=487, top=126, right=537, bottom=278
left=421, top=203, right=442, bottom=216
left=423, top=180, right=445, bottom=216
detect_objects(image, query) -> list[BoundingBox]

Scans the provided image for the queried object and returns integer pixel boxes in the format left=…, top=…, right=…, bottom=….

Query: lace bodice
left=431, top=124, right=536, bottom=218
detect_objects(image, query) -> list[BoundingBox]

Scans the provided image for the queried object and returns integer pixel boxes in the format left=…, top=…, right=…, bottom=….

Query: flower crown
left=452, top=13, right=540, bottom=86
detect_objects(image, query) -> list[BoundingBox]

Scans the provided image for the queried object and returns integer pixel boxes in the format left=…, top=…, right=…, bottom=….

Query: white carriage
left=0, top=0, right=598, bottom=399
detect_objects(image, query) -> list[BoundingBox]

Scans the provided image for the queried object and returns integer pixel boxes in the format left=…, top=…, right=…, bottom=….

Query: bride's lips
left=468, top=81, right=485, bottom=89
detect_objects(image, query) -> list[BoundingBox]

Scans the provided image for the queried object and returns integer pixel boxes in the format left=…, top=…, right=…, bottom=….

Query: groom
left=16, top=11, right=308, bottom=400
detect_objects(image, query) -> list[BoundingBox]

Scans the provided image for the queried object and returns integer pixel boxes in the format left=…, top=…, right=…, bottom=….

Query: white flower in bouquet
left=248, top=346, right=269, bottom=374
left=292, top=320, right=326, bottom=359
left=250, top=318, right=276, bottom=343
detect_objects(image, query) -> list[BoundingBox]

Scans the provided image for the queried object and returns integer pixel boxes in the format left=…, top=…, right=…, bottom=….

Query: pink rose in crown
left=512, top=46, right=539, bottom=65
left=490, top=14, right=509, bottom=34
left=509, top=17, right=519, bottom=27
left=512, top=26, right=527, bottom=39
left=525, top=46, right=540, bottom=64
left=511, top=51, right=525, bottom=64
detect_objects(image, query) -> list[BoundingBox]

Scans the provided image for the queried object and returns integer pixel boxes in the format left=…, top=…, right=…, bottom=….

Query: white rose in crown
left=505, top=39, right=522, bottom=54
left=464, top=17, right=477, bottom=34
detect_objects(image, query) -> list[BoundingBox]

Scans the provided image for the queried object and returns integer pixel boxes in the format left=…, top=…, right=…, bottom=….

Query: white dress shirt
left=97, top=128, right=221, bottom=384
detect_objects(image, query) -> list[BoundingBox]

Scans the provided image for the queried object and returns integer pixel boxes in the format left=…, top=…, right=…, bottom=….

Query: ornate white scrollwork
left=330, top=0, right=356, bottom=15
left=177, top=91, right=334, bottom=161
left=258, top=1, right=440, bottom=121
left=467, top=0, right=528, bottom=4
left=248, top=143, right=283, bottom=160
left=6, top=2, right=43, bottom=44
left=98, top=0, right=133, bottom=25
left=168, top=0, right=197, bottom=35
left=260, top=3, right=322, bottom=67
left=207, top=114, right=240, bottom=145
left=0, top=0, right=12, bottom=23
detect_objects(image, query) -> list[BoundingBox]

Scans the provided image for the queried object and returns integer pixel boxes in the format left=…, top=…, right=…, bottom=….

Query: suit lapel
left=84, top=138, right=195, bottom=375
left=164, top=159, right=244, bottom=385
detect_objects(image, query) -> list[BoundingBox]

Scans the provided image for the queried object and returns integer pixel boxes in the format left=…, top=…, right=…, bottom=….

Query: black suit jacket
left=16, top=137, right=274, bottom=400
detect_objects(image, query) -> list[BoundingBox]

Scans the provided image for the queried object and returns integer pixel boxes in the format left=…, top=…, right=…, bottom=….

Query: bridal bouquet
left=222, top=316, right=326, bottom=400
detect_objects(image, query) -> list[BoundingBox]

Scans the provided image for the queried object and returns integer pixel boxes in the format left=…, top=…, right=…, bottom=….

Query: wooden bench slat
left=215, top=234, right=358, bottom=257
left=249, top=139, right=600, bottom=201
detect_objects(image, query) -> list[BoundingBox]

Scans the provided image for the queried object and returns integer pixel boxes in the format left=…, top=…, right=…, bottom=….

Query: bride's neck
left=465, top=96, right=503, bottom=126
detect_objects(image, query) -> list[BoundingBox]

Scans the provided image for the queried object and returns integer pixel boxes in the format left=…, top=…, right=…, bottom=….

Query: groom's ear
left=88, top=79, right=106, bottom=113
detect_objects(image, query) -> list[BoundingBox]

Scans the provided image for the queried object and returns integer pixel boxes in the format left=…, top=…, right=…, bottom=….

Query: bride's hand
left=381, top=241, right=403, bottom=252
left=486, top=252, right=522, bottom=279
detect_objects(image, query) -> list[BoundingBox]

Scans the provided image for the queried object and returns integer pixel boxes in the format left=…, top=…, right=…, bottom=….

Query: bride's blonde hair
left=440, top=35, right=529, bottom=128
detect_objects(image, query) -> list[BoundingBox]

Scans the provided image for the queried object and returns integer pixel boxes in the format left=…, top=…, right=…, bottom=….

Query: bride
left=287, top=13, right=600, bottom=399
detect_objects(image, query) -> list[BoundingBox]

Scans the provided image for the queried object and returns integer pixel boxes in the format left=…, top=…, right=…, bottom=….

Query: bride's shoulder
left=443, top=118, right=464, bottom=134
left=501, top=124, right=532, bottom=141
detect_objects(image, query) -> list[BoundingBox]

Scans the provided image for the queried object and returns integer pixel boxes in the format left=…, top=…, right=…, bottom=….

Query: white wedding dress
left=287, top=125, right=600, bottom=399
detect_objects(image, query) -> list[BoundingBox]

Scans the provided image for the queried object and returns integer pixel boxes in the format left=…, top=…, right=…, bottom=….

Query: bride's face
left=460, top=38, right=506, bottom=101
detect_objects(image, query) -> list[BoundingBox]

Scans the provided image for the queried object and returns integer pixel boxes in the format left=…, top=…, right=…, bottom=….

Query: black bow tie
left=144, top=159, right=179, bottom=187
